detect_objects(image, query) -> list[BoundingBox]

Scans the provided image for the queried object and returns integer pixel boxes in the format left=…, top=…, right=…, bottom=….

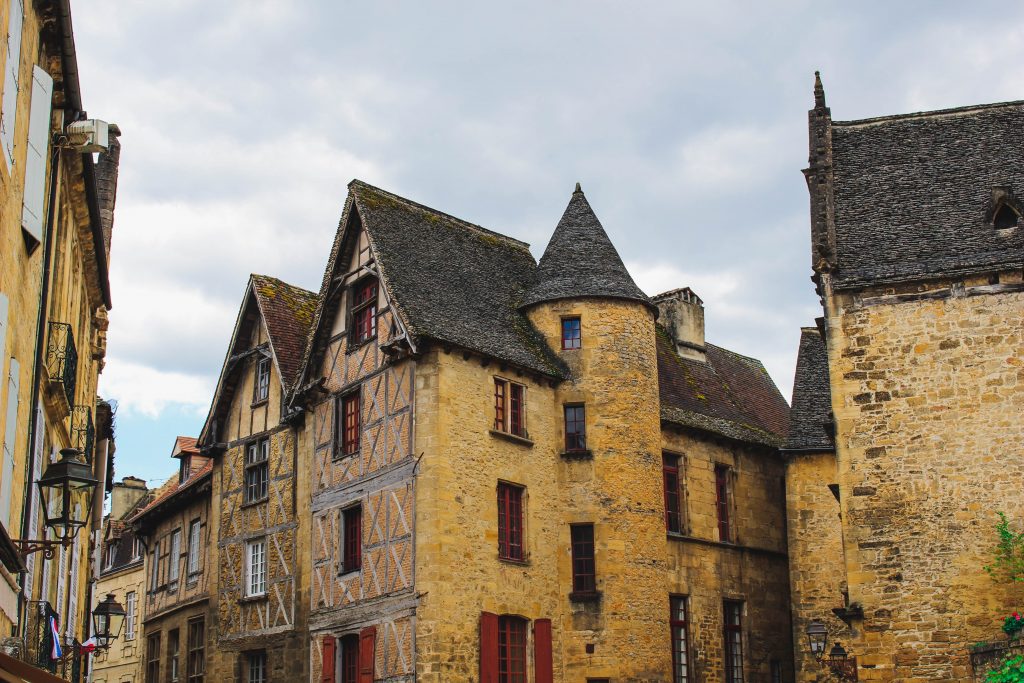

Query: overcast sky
left=73, top=1, right=1024, bottom=486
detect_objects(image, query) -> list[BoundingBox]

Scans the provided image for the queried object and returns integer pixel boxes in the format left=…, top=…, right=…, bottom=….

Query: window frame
left=244, top=439, right=269, bottom=504
left=723, top=600, right=744, bottom=683
left=168, top=628, right=180, bottom=682
left=245, top=538, right=267, bottom=597
left=104, top=540, right=118, bottom=569
left=670, top=595, right=691, bottom=683
left=254, top=356, right=271, bottom=404
left=715, top=464, right=733, bottom=543
left=168, top=528, right=181, bottom=586
left=187, top=519, right=202, bottom=577
left=663, top=453, right=685, bottom=534
left=340, top=633, right=359, bottom=683
left=570, top=523, right=597, bottom=598
left=561, top=316, right=582, bottom=350
left=349, top=277, right=378, bottom=346
left=493, top=378, right=527, bottom=438
left=146, top=632, right=161, bottom=683
left=246, top=651, right=267, bottom=683
left=337, top=389, right=361, bottom=457
left=497, top=482, right=525, bottom=562
left=125, top=591, right=137, bottom=641
left=340, top=504, right=362, bottom=575
left=564, top=404, right=587, bottom=452
left=131, top=535, right=143, bottom=562
left=186, top=617, right=205, bottom=683
left=497, top=615, right=528, bottom=683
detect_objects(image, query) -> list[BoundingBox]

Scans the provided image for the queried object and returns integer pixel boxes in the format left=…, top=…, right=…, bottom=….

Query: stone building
left=0, top=0, right=121, bottom=677
left=786, top=76, right=1024, bottom=681
left=92, top=477, right=151, bottom=683
left=130, top=439, right=212, bottom=683
left=197, top=274, right=317, bottom=682
left=288, top=180, right=792, bottom=682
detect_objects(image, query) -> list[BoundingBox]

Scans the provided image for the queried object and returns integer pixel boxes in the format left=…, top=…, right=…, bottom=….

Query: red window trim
left=497, top=483, right=524, bottom=561
left=339, top=633, right=358, bottom=683
left=342, top=505, right=362, bottom=574
left=340, top=390, right=361, bottom=456
left=715, top=465, right=731, bottom=543
left=570, top=523, right=596, bottom=595
left=350, top=278, right=378, bottom=346
left=561, top=316, right=581, bottom=350
left=494, top=378, right=527, bottom=438
left=663, top=453, right=683, bottom=534
left=497, top=616, right=528, bottom=683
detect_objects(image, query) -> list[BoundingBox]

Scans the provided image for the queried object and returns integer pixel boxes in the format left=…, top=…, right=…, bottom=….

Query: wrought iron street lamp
left=806, top=619, right=828, bottom=660
left=804, top=619, right=858, bottom=681
left=13, top=448, right=99, bottom=559
left=91, top=594, right=126, bottom=649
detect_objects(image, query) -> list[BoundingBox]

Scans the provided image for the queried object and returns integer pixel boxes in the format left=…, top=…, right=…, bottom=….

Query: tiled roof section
left=172, top=436, right=199, bottom=457
left=252, top=274, right=317, bottom=389
left=348, top=181, right=565, bottom=377
left=830, top=100, right=1024, bottom=288
left=657, top=327, right=790, bottom=448
left=522, top=187, right=653, bottom=309
left=128, top=461, right=212, bottom=525
left=785, top=327, right=835, bottom=451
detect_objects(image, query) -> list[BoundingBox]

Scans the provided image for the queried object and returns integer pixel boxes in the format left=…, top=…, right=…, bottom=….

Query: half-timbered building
left=197, top=274, right=317, bottom=683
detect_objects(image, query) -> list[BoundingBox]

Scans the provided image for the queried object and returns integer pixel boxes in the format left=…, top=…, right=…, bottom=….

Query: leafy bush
left=987, top=654, right=1024, bottom=682
left=986, top=513, right=1024, bottom=583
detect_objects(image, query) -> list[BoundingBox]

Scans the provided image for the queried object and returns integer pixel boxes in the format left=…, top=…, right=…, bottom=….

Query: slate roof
left=657, top=327, right=790, bottom=448
left=830, top=100, right=1024, bottom=289
left=303, top=180, right=566, bottom=379
left=522, top=186, right=653, bottom=309
left=252, top=274, right=318, bottom=390
left=128, top=460, right=212, bottom=528
left=784, top=327, right=835, bottom=452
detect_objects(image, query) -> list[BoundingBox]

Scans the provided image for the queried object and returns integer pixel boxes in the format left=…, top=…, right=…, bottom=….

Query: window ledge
left=569, top=590, right=602, bottom=603
left=240, top=593, right=267, bottom=604
left=240, top=497, right=268, bottom=509
left=332, top=450, right=360, bottom=463
left=250, top=398, right=268, bottom=409
left=337, top=568, right=361, bottom=578
left=560, top=449, right=593, bottom=460
left=498, top=555, right=530, bottom=567
left=345, top=337, right=377, bottom=354
left=489, top=430, right=533, bottom=447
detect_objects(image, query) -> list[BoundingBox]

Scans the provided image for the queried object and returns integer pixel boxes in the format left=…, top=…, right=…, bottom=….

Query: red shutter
left=321, top=636, right=336, bottom=683
left=534, top=618, right=553, bottom=683
left=358, top=626, right=376, bottom=683
left=480, top=611, right=499, bottom=683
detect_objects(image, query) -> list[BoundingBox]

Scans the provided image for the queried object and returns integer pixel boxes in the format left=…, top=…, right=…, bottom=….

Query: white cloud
left=99, top=359, right=212, bottom=419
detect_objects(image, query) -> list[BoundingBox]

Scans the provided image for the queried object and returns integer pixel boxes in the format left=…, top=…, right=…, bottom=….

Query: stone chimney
left=94, top=124, right=121, bottom=262
left=654, top=287, right=706, bottom=362
left=110, top=476, right=148, bottom=519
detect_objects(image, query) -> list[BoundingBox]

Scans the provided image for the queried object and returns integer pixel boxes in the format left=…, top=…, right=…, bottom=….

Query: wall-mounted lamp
left=13, top=448, right=99, bottom=559
left=805, top=619, right=858, bottom=681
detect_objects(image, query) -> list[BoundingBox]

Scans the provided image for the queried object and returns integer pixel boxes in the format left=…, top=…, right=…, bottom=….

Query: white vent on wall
left=65, top=119, right=109, bottom=153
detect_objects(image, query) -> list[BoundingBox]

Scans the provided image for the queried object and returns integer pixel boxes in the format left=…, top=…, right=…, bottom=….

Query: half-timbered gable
left=198, top=274, right=316, bottom=682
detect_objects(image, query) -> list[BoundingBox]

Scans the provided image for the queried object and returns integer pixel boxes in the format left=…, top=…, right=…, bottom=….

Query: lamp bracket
left=12, top=538, right=71, bottom=560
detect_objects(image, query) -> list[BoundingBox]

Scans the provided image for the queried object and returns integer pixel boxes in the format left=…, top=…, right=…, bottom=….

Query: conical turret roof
left=522, top=184, right=652, bottom=309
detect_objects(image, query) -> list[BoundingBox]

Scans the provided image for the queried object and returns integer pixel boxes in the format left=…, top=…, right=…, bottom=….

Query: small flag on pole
left=79, top=637, right=98, bottom=654
left=49, top=615, right=62, bottom=660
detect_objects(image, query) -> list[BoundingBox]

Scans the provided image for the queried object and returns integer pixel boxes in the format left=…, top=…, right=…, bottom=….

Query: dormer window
left=254, top=356, right=271, bottom=403
left=994, top=203, right=1019, bottom=229
left=350, top=278, right=378, bottom=345
left=988, top=186, right=1022, bottom=230
left=179, top=456, right=191, bottom=484
left=105, top=540, right=118, bottom=569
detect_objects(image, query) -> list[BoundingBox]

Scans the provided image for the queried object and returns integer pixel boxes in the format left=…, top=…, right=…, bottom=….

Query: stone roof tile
left=784, top=327, right=834, bottom=451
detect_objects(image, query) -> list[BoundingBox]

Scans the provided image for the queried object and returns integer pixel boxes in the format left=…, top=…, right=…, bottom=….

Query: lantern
left=37, top=448, right=98, bottom=542
left=92, top=594, right=126, bottom=648
left=805, top=619, right=829, bottom=660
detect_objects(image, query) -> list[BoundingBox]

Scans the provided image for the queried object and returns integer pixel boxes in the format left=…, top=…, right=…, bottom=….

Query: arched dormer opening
left=993, top=203, right=1020, bottom=229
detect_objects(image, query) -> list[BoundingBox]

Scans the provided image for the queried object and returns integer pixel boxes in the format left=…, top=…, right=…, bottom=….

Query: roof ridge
left=704, top=341, right=767, bottom=367
left=251, top=273, right=316, bottom=297
left=349, top=179, right=533, bottom=253
left=834, top=99, right=1024, bottom=128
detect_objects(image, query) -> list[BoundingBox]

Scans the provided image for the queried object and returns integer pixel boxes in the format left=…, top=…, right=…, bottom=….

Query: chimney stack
left=110, top=476, right=148, bottom=519
left=654, top=287, right=706, bottom=362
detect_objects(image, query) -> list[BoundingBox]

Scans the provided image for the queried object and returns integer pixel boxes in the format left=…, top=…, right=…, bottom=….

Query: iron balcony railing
left=70, top=406, right=94, bottom=464
left=46, top=322, right=78, bottom=408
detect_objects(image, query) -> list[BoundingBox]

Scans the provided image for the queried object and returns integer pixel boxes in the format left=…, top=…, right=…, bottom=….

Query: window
left=150, top=548, right=159, bottom=592
left=246, top=539, right=266, bottom=596
left=498, top=616, right=527, bottom=683
left=771, top=660, right=782, bottom=683
left=254, top=357, right=271, bottom=402
left=104, top=540, right=118, bottom=569
left=341, top=505, right=362, bottom=574
left=340, top=634, right=359, bottom=683
left=724, top=601, right=744, bottom=683
left=125, top=591, right=137, bottom=641
left=663, top=453, right=684, bottom=534
left=168, top=529, right=181, bottom=584
left=670, top=596, right=690, bottom=683
left=497, top=483, right=524, bottom=561
left=564, top=404, right=586, bottom=451
left=247, top=651, right=267, bottom=683
left=338, top=391, right=361, bottom=456
left=146, top=633, right=161, bottom=683
left=493, top=379, right=526, bottom=438
left=187, top=618, right=205, bottom=683
left=179, top=455, right=192, bottom=484
left=188, top=519, right=201, bottom=576
left=132, top=536, right=143, bottom=561
left=350, top=278, right=378, bottom=345
left=715, top=465, right=732, bottom=543
left=570, top=523, right=596, bottom=596
left=245, top=439, right=269, bottom=503
left=561, top=316, right=581, bottom=350
left=995, top=204, right=1019, bottom=229
left=168, top=629, right=180, bottom=682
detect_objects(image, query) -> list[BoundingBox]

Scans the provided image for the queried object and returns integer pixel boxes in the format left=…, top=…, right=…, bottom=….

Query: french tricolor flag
left=49, top=615, right=62, bottom=660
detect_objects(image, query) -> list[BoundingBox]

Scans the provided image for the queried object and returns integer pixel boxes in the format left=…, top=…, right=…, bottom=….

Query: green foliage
left=987, top=654, right=1024, bottom=683
left=986, top=513, right=1024, bottom=583
left=1005, top=614, right=1024, bottom=637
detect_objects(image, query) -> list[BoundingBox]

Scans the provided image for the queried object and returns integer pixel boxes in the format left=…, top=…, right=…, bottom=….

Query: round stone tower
left=521, top=184, right=671, bottom=679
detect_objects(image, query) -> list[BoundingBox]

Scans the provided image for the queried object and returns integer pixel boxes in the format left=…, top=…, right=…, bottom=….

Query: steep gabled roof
left=785, top=327, right=835, bottom=452
left=198, top=274, right=316, bottom=444
left=657, top=327, right=790, bottom=448
left=830, top=100, right=1024, bottom=288
left=298, top=180, right=566, bottom=385
left=128, top=460, right=212, bottom=529
left=522, top=185, right=652, bottom=309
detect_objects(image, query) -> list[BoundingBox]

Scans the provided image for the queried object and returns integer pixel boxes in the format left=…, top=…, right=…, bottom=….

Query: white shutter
left=0, top=294, right=8, bottom=377
left=0, top=0, right=24, bottom=170
left=0, top=357, right=20, bottom=530
left=22, top=401, right=43, bottom=601
left=21, top=65, right=52, bottom=244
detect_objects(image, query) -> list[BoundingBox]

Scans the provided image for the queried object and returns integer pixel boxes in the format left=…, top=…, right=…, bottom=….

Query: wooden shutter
left=1, top=0, right=24, bottom=170
left=321, top=636, right=336, bottom=683
left=21, top=65, right=53, bottom=246
left=534, top=618, right=553, bottom=683
left=479, top=612, right=499, bottom=683
left=358, top=626, right=375, bottom=683
left=1, top=358, right=20, bottom=529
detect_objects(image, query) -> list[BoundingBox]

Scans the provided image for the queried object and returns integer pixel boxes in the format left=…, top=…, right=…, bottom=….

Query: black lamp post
left=14, top=448, right=99, bottom=559
left=804, top=619, right=858, bottom=680
left=92, top=594, right=126, bottom=649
